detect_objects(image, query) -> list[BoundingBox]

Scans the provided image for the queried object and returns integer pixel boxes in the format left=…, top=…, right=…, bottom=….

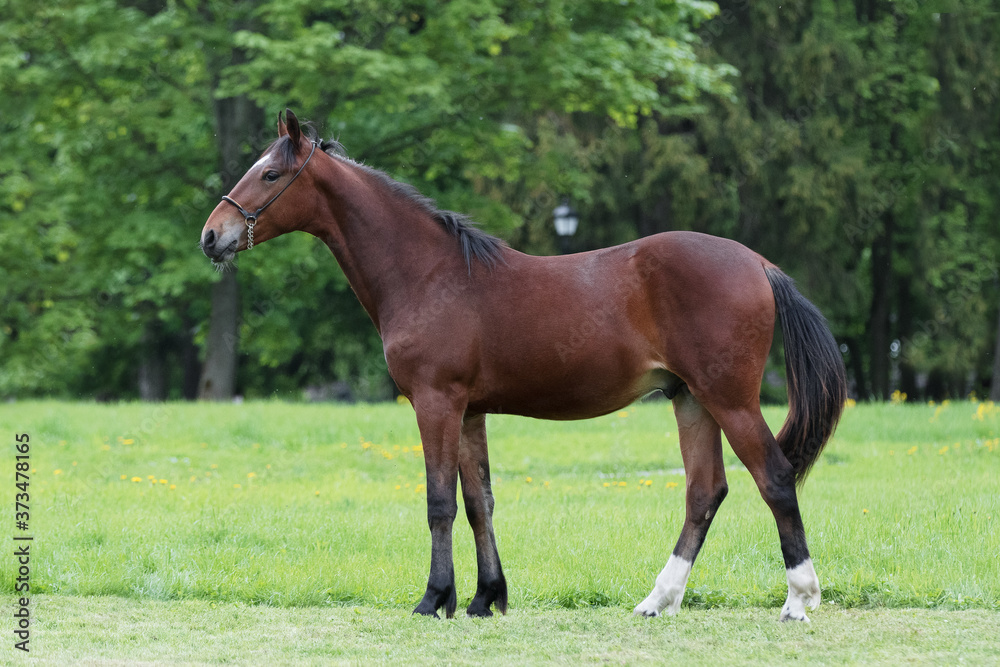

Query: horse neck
left=306, top=157, right=462, bottom=332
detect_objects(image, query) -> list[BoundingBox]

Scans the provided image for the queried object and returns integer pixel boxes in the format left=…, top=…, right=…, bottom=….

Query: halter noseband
left=221, top=140, right=318, bottom=250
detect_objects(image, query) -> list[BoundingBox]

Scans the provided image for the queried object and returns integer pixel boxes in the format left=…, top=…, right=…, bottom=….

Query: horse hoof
left=778, top=604, right=811, bottom=623
left=467, top=606, right=494, bottom=618
left=412, top=605, right=441, bottom=619
left=632, top=603, right=660, bottom=618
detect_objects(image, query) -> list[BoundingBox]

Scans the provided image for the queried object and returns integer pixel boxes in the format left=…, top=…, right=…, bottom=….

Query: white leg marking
left=633, top=554, right=692, bottom=617
left=779, top=558, right=821, bottom=622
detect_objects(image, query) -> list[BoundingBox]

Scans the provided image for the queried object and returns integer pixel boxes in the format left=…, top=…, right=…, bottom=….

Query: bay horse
left=200, top=110, right=846, bottom=622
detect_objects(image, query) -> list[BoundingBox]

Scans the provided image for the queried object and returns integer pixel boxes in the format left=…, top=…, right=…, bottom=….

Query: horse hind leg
left=712, top=405, right=820, bottom=622
left=634, top=387, right=728, bottom=617
left=458, top=413, right=508, bottom=617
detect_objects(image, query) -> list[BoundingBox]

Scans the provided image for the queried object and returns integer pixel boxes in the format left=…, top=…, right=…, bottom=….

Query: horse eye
left=263, top=170, right=281, bottom=183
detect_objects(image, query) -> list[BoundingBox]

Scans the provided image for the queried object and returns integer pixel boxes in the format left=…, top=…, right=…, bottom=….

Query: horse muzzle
left=200, top=225, right=240, bottom=264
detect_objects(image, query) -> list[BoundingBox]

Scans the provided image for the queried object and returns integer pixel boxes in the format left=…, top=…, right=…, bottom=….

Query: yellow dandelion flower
left=120, top=474, right=127, bottom=480
left=618, top=481, right=627, bottom=487
left=863, top=508, right=869, bottom=514
left=617, top=411, right=629, bottom=418
left=907, top=446, right=918, bottom=455
left=234, top=484, right=242, bottom=489
left=938, top=446, right=949, bottom=455
left=53, top=469, right=63, bottom=475
left=102, top=445, right=111, bottom=451
left=845, top=398, right=857, bottom=408
left=415, top=484, right=425, bottom=493
left=247, top=472, right=256, bottom=479
left=169, top=484, right=176, bottom=490
left=210, top=464, right=218, bottom=469
left=148, top=475, right=156, bottom=480
left=525, top=476, right=533, bottom=483
left=159, top=479, right=167, bottom=485
left=252, top=442, right=261, bottom=449
left=889, top=450, right=895, bottom=456
left=666, top=482, right=679, bottom=489
left=266, top=464, right=271, bottom=469
left=644, top=480, right=652, bottom=487
left=122, top=438, right=134, bottom=445
left=544, top=481, right=550, bottom=488
left=603, top=482, right=610, bottom=487
left=189, top=476, right=197, bottom=482
left=131, top=477, right=142, bottom=483
left=395, top=485, right=402, bottom=490
left=314, top=490, right=320, bottom=496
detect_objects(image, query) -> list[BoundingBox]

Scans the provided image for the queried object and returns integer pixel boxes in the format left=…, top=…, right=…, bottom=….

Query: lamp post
left=553, top=200, right=579, bottom=254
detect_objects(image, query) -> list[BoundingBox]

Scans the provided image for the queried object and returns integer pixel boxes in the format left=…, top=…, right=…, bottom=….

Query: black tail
left=765, top=267, right=847, bottom=485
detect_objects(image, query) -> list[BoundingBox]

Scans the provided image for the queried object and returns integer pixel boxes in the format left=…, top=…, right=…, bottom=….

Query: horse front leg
left=458, top=413, right=507, bottom=617
left=411, top=389, right=466, bottom=619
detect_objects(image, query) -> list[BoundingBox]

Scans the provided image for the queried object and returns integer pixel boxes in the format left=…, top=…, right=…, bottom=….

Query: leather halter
left=220, top=140, right=318, bottom=250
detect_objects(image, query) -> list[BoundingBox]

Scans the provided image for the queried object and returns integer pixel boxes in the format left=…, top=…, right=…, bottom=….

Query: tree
left=0, top=0, right=218, bottom=398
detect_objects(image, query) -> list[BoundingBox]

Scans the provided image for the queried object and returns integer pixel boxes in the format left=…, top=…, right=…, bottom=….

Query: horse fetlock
left=635, top=554, right=691, bottom=618
left=467, top=573, right=507, bottom=617
left=779, top=558, right=820, bottom=622
left=415, top=580, right=457, bottom=619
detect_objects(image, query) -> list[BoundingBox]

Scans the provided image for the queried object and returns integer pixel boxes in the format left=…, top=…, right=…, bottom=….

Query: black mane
left=267, top=131, right=507, bottom=271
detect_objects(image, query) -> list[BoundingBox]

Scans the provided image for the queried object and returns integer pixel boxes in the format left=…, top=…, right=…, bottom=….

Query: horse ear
left=284, top=108, right=302, bottom=147
left=277, top=110, right=288, bottom=137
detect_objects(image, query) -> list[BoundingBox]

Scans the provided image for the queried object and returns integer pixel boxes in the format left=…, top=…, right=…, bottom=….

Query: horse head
left=200, top=109, right=318, bottom=264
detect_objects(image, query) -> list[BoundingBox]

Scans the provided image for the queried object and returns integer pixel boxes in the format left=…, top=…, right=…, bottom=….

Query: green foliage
left=0, top=0, right=735, bottom=399
left=1, top=0, right=998, bottom=400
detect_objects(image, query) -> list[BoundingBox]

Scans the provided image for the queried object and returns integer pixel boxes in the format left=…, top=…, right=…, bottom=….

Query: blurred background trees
left=1, top=0, right=997, bottom=402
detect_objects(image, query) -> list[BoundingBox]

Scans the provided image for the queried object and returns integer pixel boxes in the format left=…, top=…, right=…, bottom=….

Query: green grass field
left=2, top=399, right=998, bottom=663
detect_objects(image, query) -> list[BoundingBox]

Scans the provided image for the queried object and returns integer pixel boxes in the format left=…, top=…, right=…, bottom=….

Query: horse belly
left=469, top=337, right=673, bottom=420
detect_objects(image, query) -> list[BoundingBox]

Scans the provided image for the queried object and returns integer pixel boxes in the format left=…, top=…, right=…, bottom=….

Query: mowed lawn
left=1, top=399, right=998, bottom=664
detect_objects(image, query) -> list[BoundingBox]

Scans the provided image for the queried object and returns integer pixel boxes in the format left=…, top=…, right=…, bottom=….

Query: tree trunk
left=196, top=73, right=264, bottom=399
left=137, top=320, right=167, bottom=401
left=990, top=304, right=1000, bottom=401
left=869, top=214, right=894, bottom=400
left=897, top=274, right=916, bottom=399
left=198, top=270, right=240, bottom=400
left=181, top=313, right=201, bottom=400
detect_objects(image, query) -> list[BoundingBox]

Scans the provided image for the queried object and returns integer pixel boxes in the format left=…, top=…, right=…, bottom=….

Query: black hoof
left=414, top=584, right=457, bottom=619
left=412, top=604, right=441, bottom=619
left=466, top=601, right=494, bottom=618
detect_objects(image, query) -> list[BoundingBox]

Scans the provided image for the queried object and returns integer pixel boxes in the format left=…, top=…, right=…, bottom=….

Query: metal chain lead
left=247, top=220, right=255, bottom=250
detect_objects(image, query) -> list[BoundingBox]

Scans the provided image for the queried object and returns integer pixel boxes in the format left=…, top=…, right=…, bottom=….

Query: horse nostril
left=202, top=229, right=216, bottom=249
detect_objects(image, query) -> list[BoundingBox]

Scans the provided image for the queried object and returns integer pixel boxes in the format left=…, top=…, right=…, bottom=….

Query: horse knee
left=686, top=482, right=728, bottom=523
left=427, top=496, right=458, bottom=526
